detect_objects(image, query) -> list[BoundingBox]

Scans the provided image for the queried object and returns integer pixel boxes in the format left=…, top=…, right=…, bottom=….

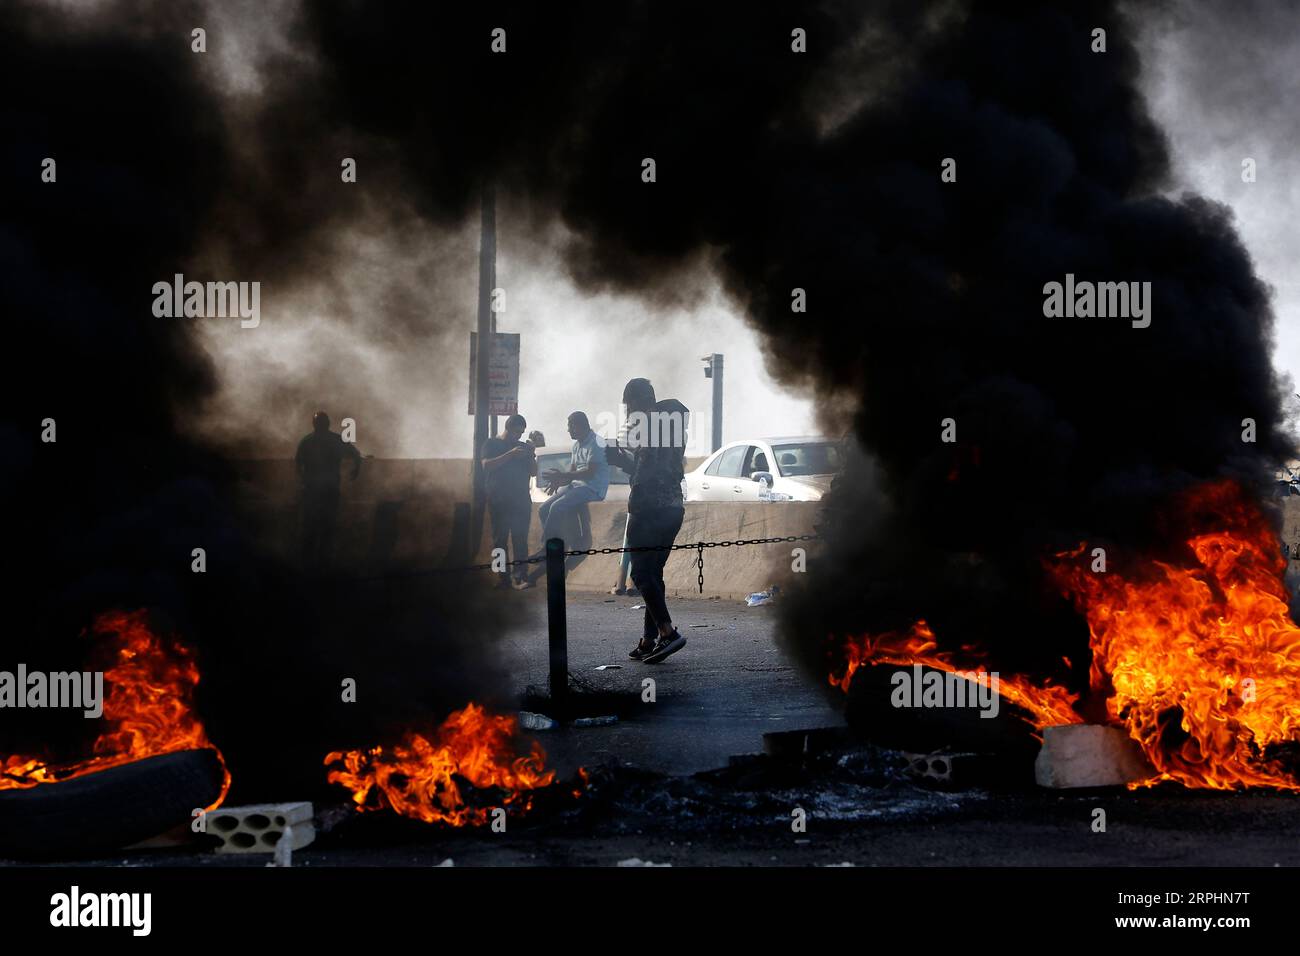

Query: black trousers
left=489, top=494, right=532, bottom=579
left=627, top=506, right=685, bottom=639
left=300, top=485, right=340, bottom=569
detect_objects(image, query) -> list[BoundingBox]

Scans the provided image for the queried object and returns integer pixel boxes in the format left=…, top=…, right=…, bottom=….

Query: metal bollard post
left=546, top=537, right=568, bottom=720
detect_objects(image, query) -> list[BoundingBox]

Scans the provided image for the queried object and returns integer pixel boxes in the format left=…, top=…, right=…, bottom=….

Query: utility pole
left=471, top=187, right=496, bottom=546
left=702, top=353, right=724, bottom=452
left=488, top=217, right=499, bottom=441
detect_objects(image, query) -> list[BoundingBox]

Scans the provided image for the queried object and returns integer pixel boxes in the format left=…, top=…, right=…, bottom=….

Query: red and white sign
left=467, top=331, right=520, bottom=416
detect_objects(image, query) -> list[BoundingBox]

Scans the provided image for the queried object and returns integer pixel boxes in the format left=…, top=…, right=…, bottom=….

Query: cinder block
left=207, top=802, right=315, bottom=854
left=1035, top=725, right=1154, bottom=789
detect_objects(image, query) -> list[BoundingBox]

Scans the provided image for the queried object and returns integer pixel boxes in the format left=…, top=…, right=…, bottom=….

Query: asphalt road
left=497, top=591, right=841, bottom=778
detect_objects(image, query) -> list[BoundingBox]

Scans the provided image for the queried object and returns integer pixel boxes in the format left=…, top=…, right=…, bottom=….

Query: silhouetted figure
left=482, top=414, right=536, bottom=589
left=296, top=411, right=361, bottom=569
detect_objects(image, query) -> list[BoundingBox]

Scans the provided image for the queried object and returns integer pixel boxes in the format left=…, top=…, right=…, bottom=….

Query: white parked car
left=529, top=445, right=632, bottom=504
left=684, top=437, right=841, bottom=502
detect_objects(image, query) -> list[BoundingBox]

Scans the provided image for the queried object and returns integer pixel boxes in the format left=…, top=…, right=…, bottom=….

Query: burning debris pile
left=1053, top=480, right=1300, bottom=790
left=828, top=480, right=1300, bottom=791
left=733, top=0, right=1300, bottom=800
left=0, top=610, right=228, bottom=804
left=829, top=621, right=1080, bottom=733
left=325, top=703, right=580, bottom=827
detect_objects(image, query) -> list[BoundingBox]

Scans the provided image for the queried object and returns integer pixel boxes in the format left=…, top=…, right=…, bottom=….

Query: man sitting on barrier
left=537, top=411, right=609, bottom=547
left=605, top=378, right=689, bottom=665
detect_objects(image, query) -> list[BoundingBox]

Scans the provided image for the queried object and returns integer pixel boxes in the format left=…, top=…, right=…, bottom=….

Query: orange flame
left=0, top=609, right=230, bottom=806
left=830, top=620, right=1081, bottom=732
left=325, top=702, right=572, bottom=827
left=1052, top=480, right=1300, bottom=790
left=829, top=480, right=1300, bottom=790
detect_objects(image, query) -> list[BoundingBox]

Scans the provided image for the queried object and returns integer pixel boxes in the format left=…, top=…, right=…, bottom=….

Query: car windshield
left=771, top=442, right=840, bottom=477
left=537, top=452, right=629, bottom=484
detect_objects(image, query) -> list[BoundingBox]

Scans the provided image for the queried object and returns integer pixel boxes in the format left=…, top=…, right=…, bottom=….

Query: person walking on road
left=605, top=378, right=689, bottom=664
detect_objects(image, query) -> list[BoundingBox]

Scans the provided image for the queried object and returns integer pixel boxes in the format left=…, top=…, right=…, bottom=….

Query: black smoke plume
left=0, top=0, right=518, bottom=800
left=277, top=0, right=1295, bottom=681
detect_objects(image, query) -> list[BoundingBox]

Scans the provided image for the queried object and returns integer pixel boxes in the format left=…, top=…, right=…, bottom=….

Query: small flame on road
left=325, top=702, right=574, bottom=826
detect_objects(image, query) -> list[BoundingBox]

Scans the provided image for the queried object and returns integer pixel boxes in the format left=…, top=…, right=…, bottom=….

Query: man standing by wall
left=481, top=413, right=536, bottom=589
left=605, top=379, right=689, bottom=664
left=537, top=411, right=609, bottom=545
left=295, top=410, right=362, bottom=570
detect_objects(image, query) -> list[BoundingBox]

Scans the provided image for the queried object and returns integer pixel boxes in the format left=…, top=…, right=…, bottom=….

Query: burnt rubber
left=0, top=748, right=226, bottom=860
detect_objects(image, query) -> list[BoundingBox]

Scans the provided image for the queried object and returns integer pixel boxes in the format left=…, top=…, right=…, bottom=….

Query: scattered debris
left=573, top=715, right=618, bottom=727
left=745, top=586, right=780, bottom=607
left=519, top=711, right=558, bottom=731
left=593, top=664, right=623, bottom=671
left=688, top=623, right=710, bottom=628
left=899, top=750, right=1013, bottom=789
left=628, top=604, right=645, bottom=610
left=1035, top=724, right=1155, bottom=789
left=763, top=726, right=852, bottom=760
left=209, top=802, right=315, bottom=855
left=269, top=823, right=294, bottom=867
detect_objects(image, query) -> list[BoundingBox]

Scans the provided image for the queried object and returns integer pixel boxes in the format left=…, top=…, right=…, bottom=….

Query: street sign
left=468, top=331, right=520, bottom=416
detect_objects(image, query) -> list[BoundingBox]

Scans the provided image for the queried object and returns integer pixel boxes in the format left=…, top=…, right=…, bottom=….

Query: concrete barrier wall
left=230, top=459, right=472, bottom=566
left=542, top=500, right=820, bottom=600
left=229, top=459, right=819, bottom=598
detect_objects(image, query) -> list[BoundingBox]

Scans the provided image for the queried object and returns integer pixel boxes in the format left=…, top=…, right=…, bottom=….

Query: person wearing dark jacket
left=481, top=414, right=537, bottom=588
left=605, top=378, right=689, bottom=664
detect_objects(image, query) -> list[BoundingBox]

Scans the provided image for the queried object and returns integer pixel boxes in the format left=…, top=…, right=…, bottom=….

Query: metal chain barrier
left=360, top=534, right=820, bottom=591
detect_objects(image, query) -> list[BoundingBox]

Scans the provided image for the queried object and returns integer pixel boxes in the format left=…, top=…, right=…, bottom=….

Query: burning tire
left=0, top=748, right=226, bottom=860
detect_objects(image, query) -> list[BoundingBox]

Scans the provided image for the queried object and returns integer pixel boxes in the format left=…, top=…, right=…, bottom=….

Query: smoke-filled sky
left=191, top=0, right=1300, bottom=457
left=157, top=0, right=827, bottom=458
left=1142, top=1, right=1300, bottom=418
left=18, top=0, right=1299, bottom=460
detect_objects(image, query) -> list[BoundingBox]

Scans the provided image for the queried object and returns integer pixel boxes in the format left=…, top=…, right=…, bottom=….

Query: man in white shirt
left=537, top=411, right=609, bottom=544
